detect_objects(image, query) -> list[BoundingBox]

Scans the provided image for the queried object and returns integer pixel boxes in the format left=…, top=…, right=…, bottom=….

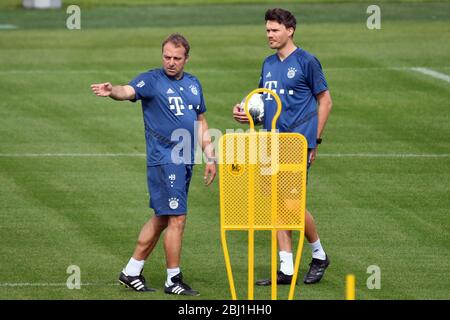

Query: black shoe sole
left=303, top=279, right=322, bottom=284
left=164, top=289, right=200, bottom=296
left=255, top=279, right=295, bottom=286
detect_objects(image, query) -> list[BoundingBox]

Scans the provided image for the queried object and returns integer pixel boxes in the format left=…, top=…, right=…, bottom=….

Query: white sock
left=309, top=239, right=326, bottom=260
left=165, top=267, right=180, bottom=287
left=124, top=257, right=145, bottom=277
left=279, top=251, right=294, bottom=276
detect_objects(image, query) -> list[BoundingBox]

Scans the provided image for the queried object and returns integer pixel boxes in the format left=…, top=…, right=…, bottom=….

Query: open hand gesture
left=91, top=82, right=113, bottom=97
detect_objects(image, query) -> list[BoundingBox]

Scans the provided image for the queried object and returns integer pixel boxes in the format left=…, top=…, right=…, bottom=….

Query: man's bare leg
left=119, top=214, right=169, bottom=292
left=133, top=215, right=169, bottom=261
left=163, top=215, right=186, bottom=269
left=278, top=209, right=319, bottom=251
left=162, top=214, right=199, bottom=295
left=277, top=209, right=323, bottom=274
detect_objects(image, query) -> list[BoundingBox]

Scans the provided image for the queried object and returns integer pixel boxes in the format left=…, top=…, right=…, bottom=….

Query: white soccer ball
left=240, top=93, right=264, bottom=125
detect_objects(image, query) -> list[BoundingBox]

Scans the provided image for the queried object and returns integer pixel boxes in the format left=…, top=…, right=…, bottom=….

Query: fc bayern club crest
left=190, top=85, right=198, bottom=95
left=287, top=67, right=297, bottom=79
left=168, top=197, right=179, bottom=210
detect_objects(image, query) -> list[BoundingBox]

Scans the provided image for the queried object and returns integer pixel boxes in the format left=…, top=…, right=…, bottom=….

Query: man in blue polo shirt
left=91, top=34, right=216, bottom=296
left=233, top=8, right=333, bottom=285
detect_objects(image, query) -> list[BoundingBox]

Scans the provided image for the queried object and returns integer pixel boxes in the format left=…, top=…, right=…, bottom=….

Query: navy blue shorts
left=147, top=164, right=193, bottom=216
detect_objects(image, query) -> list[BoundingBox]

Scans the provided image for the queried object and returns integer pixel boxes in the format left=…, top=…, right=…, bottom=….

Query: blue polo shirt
left=258, top=48, right=328, bottom=148
left=129, top=68, right=206, bottom=166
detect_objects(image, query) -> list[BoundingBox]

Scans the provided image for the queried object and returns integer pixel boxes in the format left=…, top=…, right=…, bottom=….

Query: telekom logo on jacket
left=168, top=97, right=185, bottom=116
left=168, top=97, right=200, bottom=116
left=263, top=81, right=295, bottom=101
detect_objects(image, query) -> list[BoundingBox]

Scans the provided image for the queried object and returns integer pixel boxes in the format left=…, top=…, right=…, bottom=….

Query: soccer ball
left=240, top=93, right=264, bottom=125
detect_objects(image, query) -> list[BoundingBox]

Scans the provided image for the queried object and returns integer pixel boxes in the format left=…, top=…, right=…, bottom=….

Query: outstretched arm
left=90, top=82, right=136, bottom=101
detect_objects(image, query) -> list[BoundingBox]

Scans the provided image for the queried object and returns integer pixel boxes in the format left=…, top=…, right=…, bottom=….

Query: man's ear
left=288, top=27, right=295, bottom=38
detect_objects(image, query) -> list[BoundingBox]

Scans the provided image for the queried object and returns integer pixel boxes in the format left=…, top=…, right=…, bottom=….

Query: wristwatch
left=316, top=138, right=322, bottom=145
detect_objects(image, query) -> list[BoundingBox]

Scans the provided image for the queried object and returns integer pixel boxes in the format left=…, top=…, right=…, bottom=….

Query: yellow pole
left=219, top=135, right=237, bottom=300
left=288, top=230, right=304, bottom=300
left=271, top=134, right=278, bottom=300
left=346, top=274, right=356, bottom=300
left=248, top=229, right=254, bottom=300
left=247, top=133, right=256, bottom=300
left=221, top=229, right=237, bottom=300
left=271, top=229, right=277, bottom=300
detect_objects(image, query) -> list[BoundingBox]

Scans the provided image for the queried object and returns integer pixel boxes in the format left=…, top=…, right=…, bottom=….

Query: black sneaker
left=255, top=271, right=294, bottom=286
left=164, top=272, right=200, bottom=296
left=304, top=255, right=330, bottom=284
left=119, top=271, right=156, bottom=292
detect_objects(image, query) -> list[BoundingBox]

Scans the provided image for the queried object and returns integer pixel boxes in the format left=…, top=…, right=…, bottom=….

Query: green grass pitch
left=0, top=1, right=449, bottom=300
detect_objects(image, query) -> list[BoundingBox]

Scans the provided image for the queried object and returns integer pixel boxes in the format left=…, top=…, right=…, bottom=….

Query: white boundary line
left=411, top=67, right=450, bottom=83
left=0, top=24, right=17, bottom=30
left=319, top=153, right=449, bottom=158
left=0, top=282, right=119, bottom=287
left=0, top=153, right=448, bottom=158
left=0, top=153, right=146, bottom=157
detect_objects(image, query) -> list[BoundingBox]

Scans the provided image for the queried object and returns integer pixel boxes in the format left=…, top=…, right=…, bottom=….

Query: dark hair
left=162, top=33, right=190, bottom=57
left=265, top=8, right=296, bottom=32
